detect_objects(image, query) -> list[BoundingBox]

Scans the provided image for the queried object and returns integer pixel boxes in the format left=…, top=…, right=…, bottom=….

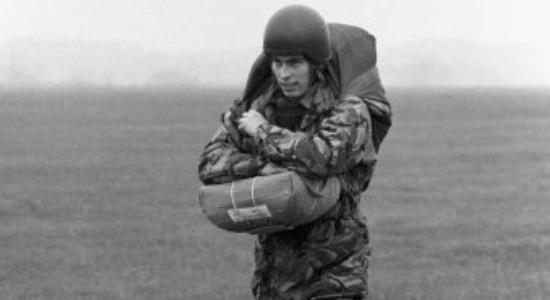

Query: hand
left=238, top=109, right=268, bottom=136
left=222, top=110, right=232, bottom=127
left=221, top=110, right=243, bottom=143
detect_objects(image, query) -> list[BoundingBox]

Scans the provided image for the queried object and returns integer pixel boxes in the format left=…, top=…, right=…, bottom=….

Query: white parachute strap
left=230, top=181, right=239, bottom=212
left=250, top=177, right=258, bottom=207
left=231, top=177, right=259, bottom=213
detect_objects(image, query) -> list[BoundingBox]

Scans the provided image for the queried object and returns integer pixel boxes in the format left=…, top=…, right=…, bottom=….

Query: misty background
left=1, top=0, right=549, bottom=88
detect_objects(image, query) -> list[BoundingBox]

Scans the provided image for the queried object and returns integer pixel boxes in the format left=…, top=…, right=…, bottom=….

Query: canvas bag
left=198, top=172, right=340, bottom=234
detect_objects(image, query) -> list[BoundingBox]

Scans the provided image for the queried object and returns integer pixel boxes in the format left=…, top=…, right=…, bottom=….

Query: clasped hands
left=223, top=109, right=286, bottom=176
left=222, top=108, right=267, bottom=140
left=224, top=109, right=268, bottom=137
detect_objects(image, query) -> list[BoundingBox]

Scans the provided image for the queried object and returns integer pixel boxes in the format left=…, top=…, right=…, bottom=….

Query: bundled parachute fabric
left=198, top=172, right=340, bottom=234
left=239, top=23, right=392, bottom=151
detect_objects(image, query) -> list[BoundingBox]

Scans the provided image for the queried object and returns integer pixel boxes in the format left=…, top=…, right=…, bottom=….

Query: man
left=198, top=5, right=391, bottom=300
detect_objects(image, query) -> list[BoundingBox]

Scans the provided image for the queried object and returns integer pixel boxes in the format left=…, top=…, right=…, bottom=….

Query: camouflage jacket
left=198, top=81, right=379, bottom=300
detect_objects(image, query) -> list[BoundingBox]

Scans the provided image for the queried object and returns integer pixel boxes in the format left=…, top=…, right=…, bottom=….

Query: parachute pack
left=198, top=172, right=340, bottom=234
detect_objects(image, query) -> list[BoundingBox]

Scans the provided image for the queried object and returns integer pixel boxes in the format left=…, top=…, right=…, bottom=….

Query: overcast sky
left=1, top=0, right=549, bottom=86
left=3, top=0, right=549, bottom=51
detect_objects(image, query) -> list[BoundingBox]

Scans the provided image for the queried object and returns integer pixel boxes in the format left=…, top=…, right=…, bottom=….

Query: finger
left=248, top=110, right=261, bottom=117
left=237, top=117, right=247, bottom=127
left=251, top=110, right=266, bottom=122
left=223, top=111, right=232, bottom=126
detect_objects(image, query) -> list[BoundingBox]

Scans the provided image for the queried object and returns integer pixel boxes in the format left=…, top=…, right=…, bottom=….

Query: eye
left=272, top=59, right=283, bottom=68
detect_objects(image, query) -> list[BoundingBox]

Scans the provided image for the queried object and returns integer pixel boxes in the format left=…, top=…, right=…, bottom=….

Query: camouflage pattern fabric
left=198, top=81, right=381, bottom=300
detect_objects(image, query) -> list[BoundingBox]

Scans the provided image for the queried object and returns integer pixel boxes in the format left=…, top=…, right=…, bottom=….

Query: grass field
left=0, top=86, right=549, bottom=300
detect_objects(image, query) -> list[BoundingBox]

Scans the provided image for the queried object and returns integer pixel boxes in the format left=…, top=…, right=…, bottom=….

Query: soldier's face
left=271, top=55, right=312, bottom=99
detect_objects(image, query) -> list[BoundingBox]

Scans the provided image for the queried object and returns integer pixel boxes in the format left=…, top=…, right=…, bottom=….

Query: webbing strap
left=250, top=177, right=258, bottom=207
left=230, top=181, right=239, bottom=211
left=230, top=178, right=259, bottom=212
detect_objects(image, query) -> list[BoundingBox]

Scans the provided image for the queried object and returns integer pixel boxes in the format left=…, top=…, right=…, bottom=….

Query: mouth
left=280, top=83, right=296, bottom=90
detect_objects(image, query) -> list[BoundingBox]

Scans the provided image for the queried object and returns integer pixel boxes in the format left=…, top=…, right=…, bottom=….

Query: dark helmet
left=263, top=5, right=331, bottom=64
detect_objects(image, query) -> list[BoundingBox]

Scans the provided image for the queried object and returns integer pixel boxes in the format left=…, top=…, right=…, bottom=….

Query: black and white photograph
left=1, top=1, right=549, bottom=299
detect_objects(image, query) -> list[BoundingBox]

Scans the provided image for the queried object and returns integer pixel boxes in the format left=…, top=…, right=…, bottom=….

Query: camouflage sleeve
left=198, top=125, right=265, bottom=184
left=254, top=96, right=376, bottom=177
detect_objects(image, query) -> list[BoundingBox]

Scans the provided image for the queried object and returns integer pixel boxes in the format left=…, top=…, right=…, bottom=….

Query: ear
left=310, top=63, right=324, bottom=84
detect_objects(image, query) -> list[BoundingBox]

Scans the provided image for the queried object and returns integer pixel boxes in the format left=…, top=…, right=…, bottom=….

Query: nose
left=277, top=64, right=291, bottom=81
